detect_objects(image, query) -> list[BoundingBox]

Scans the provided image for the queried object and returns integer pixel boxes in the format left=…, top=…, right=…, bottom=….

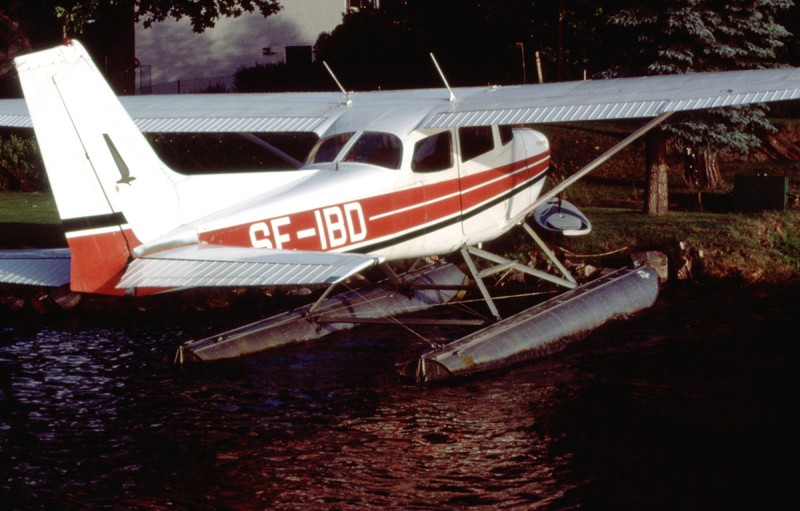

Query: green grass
left=0, top=192, right=65, bottom=248
left=529, top=208, right=800, bottom=284
left=0, top=192, right=59, bottom=224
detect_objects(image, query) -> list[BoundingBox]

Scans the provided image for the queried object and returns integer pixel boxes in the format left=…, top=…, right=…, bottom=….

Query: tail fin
left=14, top=41, right=183, bottom=294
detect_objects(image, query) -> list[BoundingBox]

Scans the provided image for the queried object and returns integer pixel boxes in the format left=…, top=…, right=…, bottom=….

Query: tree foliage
left=0, top=133, right=45, bottom=192
left=600, top=0, right=794, bottom=212
left=234, top=62, right=329, bottom=92
left=3, top=1, right=800, bottom=196
left=607, top=0, right=793, bottom=75
left=0, top=10, right=30, bottom=82
left=53, top=0, right=281, bottom=34
left=2, top=0, right=284, bottom=95
left=309, top=1, right=541, bottom=89
left=315, top=9, right=436, bottom=91
left=605, top=0, right=793, bottom=158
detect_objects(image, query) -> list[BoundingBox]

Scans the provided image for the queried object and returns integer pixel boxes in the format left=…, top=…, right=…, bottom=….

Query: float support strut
left=520, top=221, right=576, bottom=286
left=461, top=247, right=502, bottom=321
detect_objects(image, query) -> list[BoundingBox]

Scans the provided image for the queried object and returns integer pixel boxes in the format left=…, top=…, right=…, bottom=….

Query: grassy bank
left=2, top=191, right=799, bottom=285
left=536, top=208, right=800, bottom=284
left=531, top=122, right=800, bottom=284
left=0, top=192, right=65, bottom=248
left=0, top=192, right=59, bottom=224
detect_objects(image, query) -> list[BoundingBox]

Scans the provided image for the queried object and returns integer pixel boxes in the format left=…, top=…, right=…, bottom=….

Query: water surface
left=1, top=285, right=797, bottom=510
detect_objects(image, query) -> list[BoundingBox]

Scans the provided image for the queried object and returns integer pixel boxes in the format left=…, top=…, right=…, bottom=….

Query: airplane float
left=1, top=40, right=800, bottom=381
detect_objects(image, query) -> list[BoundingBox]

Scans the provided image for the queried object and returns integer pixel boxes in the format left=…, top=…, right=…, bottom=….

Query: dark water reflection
left=1, top=285, right=798, bottom=510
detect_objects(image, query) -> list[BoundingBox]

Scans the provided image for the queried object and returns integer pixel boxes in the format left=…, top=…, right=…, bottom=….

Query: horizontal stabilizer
left=0, top=248, right=71, bottom=287
left=0, top=98, right=30, bottom=128
left=117, top=245, right=382, bottom=289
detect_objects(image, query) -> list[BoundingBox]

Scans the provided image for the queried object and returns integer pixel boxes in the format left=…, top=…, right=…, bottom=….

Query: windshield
left=343, top=132, right=403, bottom=170
left=306, top=132, right=354, bottom=165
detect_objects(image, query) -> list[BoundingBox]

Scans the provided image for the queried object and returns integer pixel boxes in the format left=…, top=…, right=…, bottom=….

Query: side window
left=499, top=125, right=514, bottom=146
left=412, top=132, right=453, bottom=172
left=459, top=126, right=494, bottom=162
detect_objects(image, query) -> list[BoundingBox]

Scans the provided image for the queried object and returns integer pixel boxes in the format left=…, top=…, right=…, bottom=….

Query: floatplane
left=2, top=40, right=799, bottom=380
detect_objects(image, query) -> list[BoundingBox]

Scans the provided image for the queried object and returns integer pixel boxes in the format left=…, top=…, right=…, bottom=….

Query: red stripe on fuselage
left=200, top=154, right=549, bottom=252
left=460, top=157, right=545, bottom=213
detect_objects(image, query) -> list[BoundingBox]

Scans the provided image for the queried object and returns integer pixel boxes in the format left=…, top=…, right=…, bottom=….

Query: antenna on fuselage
left=430, top=53, right=456, bottom=103
left=323, top=61, right=352, bottom=107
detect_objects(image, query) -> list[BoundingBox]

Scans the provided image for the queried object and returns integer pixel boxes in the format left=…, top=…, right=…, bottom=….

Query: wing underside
left=116, top=245, right=383, bottom=289
left=0, top=248, right=71, bottom=287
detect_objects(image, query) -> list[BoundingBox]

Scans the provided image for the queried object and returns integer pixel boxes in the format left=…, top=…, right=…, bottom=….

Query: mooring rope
left=556, top=246, right=629, bottom=258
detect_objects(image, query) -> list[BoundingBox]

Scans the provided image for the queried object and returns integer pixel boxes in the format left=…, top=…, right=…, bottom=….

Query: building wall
left=135, top=0, right=348, bottom=93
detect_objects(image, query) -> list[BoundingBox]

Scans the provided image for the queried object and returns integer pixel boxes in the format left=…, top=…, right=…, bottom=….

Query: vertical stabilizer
left=14, top=41, right=184, bottom=294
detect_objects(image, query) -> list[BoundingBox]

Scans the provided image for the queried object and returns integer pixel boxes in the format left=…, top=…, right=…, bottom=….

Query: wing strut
left=238, top=132, right=303, bottom=169
left=529, top=112, right=674, bottom=212
left=458, top=113, right=674, bottom=321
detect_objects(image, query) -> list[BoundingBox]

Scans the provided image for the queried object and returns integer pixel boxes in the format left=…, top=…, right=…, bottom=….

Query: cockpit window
left=306, top=132, right=354, bottom=164
left=412, top=131, right=453, bottom=172
left=459, top=126, right=494, bottom=162
left=343, top=132, right=403, bottom=169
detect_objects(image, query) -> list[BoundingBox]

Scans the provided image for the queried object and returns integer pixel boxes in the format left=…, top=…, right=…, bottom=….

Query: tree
left=0, top=133, right=45, bottom=192
left=531, top=0, right=610, bottom=82
left=312, top=0, right=577, bottom=90
left=1, top=1, right=283, bottom=95
left=314, top=9, right=431, bottom=91
left=234, top=62, right=329, bottom=92
left=55, top=0, right=282, bottom=35
left=0, top=7, right=30, bottom=96
left=605, top=0, right=794, bottom=215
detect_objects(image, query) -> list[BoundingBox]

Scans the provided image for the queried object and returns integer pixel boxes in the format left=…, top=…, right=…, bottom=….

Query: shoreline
left=2, top=195, right=799, bottom=317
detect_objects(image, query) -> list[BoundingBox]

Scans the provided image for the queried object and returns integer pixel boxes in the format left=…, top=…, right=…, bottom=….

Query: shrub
left=0, top=133, right=46, bottom=192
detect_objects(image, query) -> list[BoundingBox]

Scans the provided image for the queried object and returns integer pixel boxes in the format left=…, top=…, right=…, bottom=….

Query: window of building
left=348, top=0, right=379, bottom=11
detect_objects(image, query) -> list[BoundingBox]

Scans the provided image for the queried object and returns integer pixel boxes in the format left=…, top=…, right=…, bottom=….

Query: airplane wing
left=420, top=68, right=800, bottom=128
left=2, top=67, right=800, bottom=133
left=0, top=248, right=71, bottom=287
left=116, top=245, right=383, bottom=289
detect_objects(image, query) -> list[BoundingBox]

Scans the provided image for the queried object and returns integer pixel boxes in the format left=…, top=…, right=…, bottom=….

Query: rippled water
left=1, top=285, right=797, bottom=510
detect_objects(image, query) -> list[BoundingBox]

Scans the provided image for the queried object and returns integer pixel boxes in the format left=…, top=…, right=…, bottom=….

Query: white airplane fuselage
left=12, top=41, right=556, bottom=296
left=172, top=125, right=550, bottom=263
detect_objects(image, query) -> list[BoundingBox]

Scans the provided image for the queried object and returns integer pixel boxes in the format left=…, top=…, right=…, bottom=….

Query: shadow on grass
left=0, top=222, right=66, bottom=248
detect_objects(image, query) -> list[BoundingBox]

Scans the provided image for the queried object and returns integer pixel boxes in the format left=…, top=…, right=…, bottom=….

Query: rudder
left=14, top=41, right=184, bottom=294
